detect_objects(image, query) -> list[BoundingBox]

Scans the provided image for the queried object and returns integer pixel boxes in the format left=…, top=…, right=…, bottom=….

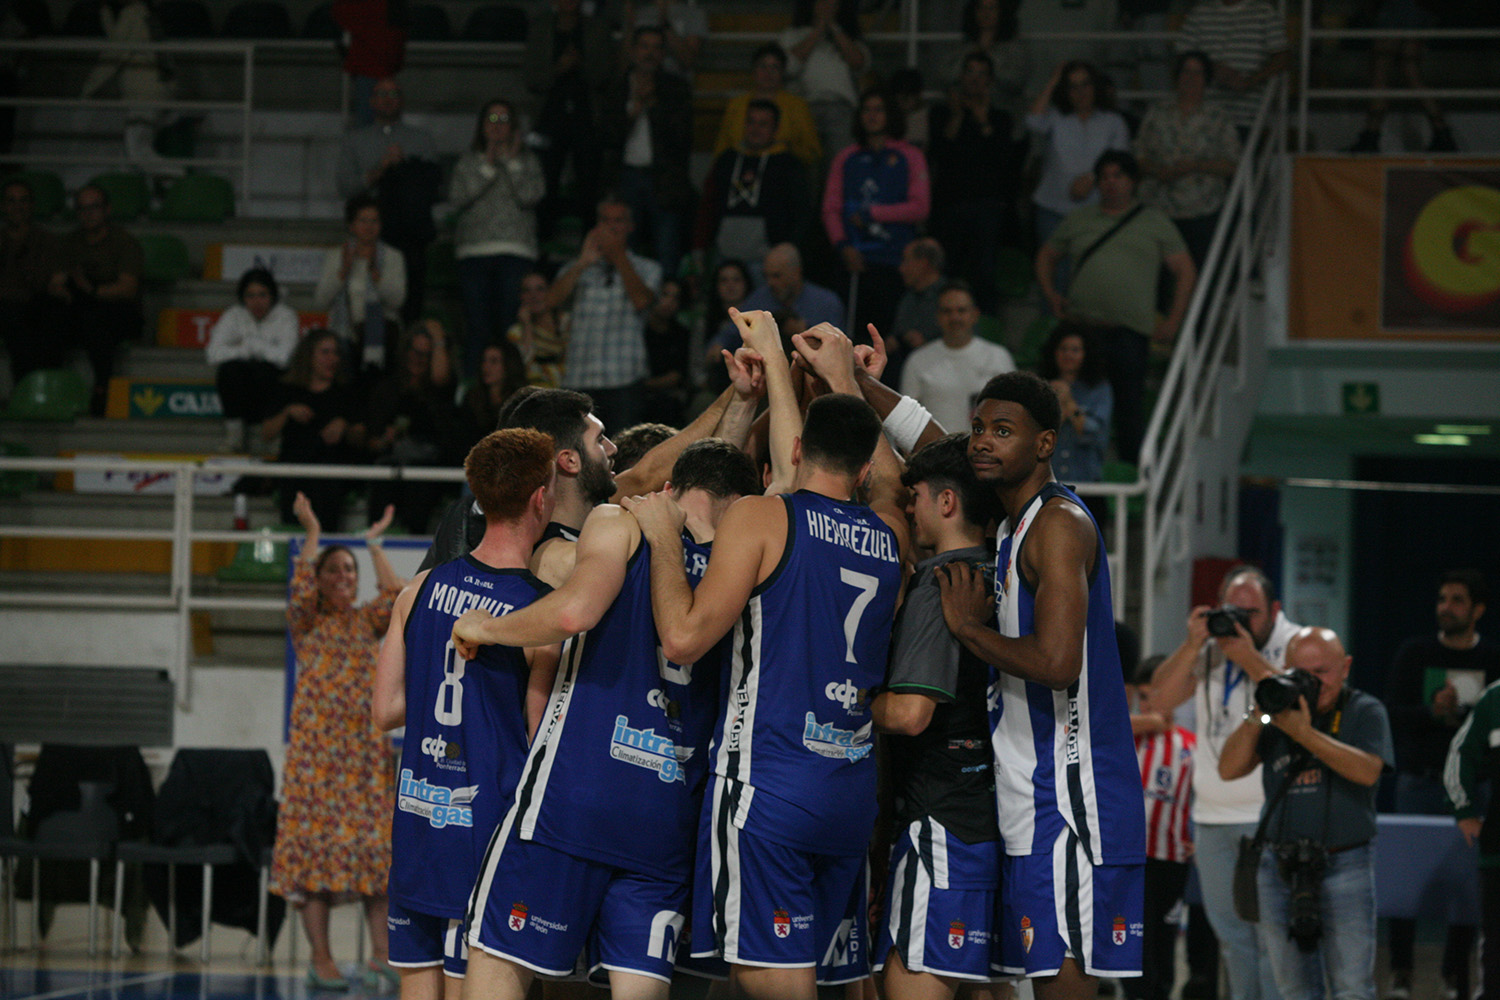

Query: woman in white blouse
left=314, top=194, right=407, bottom=381
left=205, top=267, right=301, bottom=451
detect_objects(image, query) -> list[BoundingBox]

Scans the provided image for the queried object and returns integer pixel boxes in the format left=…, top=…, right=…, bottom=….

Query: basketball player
left=624, top=310, right=911, bottom=1000
left=371, top=429, right=563, bottom=1000
left=870, top=433, right=1010, bottom=1000
left=935, top=371, right=1146, bottom=1000
left=446, top=439, right=762, bottom=1000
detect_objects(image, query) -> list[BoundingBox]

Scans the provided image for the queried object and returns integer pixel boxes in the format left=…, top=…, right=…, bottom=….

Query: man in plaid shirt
left=549, top=195, right=661, bottom=430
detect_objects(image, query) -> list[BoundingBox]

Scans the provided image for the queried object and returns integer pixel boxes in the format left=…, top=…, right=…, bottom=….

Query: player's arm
left=373, top=571, right=428, bottom=731
left=935, top=501, right=1093, bottom=690
left=729, top=307, right=799, bottom=494
left=452, top=506, right=636, bottom=655
left=523, top=643, right=562, bottom=741
left=871, top=692, right=937, bottom=736
left=626, top=491, right=779, bottom=664
left=612, top=357, right=758, bottom=499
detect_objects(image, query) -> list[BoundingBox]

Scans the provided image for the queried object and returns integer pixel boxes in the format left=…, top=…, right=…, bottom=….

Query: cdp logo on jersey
left=824, top=678, right=867, bottom=712
left=421, top=736, right=462, bottom=764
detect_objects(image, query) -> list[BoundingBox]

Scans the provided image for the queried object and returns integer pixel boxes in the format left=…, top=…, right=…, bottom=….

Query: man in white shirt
left=899, top=282, right=1015, bottom=434
left=1148, top=565, right=1299, bottom=1000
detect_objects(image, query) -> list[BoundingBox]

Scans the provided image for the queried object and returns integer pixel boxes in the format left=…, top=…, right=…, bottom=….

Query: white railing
left=1295, top=2, right=1500, bottom=153
left=0, top=38, right=257, bottom=210
left=0, top=452, right=1143, bottom=706
left=1136, top=77, right=1287, bottom=653
left=0, top=455, right=463, bottom=708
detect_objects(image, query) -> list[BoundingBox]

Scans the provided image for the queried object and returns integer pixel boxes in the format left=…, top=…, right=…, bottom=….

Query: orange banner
left=1289, top=157, right=1500, bottom=341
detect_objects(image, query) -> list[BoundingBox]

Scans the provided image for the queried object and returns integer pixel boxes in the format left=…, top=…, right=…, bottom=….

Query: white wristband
left=882, top=395, right=932, bottom=455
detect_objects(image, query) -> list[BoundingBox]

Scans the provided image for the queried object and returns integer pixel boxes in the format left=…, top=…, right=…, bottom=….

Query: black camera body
left=1205, top=604, right=1252, bottom=637
left=1274, top=839, right=1328, bottom=952
left=1255, top=668, right=1323, bottom=717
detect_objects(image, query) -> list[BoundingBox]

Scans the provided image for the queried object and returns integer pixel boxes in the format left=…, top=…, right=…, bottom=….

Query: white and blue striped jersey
left=710, top=491, right=903, bottom=856
left=505, top=533, right=716, bottom=880
left=989, top=482, right=1145, bottom=864
left=390, top=557, right=548, bottom=917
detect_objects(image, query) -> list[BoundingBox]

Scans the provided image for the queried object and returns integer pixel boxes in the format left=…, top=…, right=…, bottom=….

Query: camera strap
left=1273, top=687, right=1349, bottom=846
left=1262, top=747, right=1312, bottom=849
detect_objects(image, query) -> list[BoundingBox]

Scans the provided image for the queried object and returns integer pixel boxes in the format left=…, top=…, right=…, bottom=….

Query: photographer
left=1148, top=565, right=1300, bottom=1000
left=1219, top=627, right=1393, bottom=1000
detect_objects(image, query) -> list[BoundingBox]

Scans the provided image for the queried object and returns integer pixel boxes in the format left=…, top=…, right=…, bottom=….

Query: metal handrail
left=0, top=453, right=1143, bottom=704
left=1296, top=3, right=1500, bottom=152
left=1136, top=77, right=1285, bottom=652
left=0, top=37, right=256, bottom=208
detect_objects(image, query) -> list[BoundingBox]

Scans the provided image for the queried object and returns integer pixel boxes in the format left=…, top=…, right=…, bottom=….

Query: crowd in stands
left=13, top=0, right=1484, bottom=534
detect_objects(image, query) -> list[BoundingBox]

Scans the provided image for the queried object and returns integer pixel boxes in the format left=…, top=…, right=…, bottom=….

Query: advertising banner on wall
left=1289, top=157, right=1500, bottom=341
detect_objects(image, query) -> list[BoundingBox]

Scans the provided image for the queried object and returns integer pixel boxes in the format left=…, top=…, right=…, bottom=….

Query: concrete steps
left=0, top=414, right=227, bottom=454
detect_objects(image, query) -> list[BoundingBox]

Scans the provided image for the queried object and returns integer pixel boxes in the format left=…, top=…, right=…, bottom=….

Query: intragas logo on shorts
left=801, top=713, right=872, bottom=762
left=823, top=678, right=865, bottom=712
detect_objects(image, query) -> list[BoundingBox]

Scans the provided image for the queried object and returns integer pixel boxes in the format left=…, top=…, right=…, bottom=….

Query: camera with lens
left=1204, top=604, right=1252, bottom=637
left=1255, top=668, right=1323, bottom=717
left=1274, top=839, right=1328, bottom=952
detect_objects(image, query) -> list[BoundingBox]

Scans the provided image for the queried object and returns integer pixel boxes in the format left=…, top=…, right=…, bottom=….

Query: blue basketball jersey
left=988, top=482, right=1145, bottom=864
left=390, top=556, right=549, bottom=917
left=507, top=535, right=699, bottom=880
left=711, top=491, right=902, bottom=856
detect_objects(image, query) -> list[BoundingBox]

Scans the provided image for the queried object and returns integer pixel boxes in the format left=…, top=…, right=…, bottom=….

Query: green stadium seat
left=12, top=170, right=66, bottom=220
left=139, top=233, right=192, bottom=282
left=1103, top=460, right=1143, bottom=518
left=222, top=0, right=292, bottom=38
left=975, top=314, right=1005, bottom=347
left=1013, top=313, right=1057, bottom=370
left=4, top=369, right=90, bottom=421
left=216, top=527, right=291, bottom=583
left=86, top=172, right=151, bottom=220
left=0, top=441, right=39, bottom=497
left=995, top=246, right=1033, bottom=302
left=155, top=173, right=234, bottom=223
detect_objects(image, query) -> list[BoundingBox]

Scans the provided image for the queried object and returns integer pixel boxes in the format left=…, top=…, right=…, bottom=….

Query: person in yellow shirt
left=714, top=43, right=824, bottom=169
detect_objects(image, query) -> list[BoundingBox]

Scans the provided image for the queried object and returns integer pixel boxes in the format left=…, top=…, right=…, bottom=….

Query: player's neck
left=933, top=523, right=986, bottom=556
left=792, top=467, right=857, bottom=502
left=470, top=521, right=539, bottom=570
left=550, top=482, right=594, bottom=531
left=996, top=468, right=1056, bottom=524
left=676, top=492, right=720, bottom=544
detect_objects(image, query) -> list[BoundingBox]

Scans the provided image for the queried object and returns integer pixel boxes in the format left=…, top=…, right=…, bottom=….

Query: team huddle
left=371, top=310, right=1145, bottom=1000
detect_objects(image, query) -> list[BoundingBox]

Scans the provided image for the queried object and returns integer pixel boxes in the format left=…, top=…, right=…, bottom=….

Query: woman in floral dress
left=271, top=490, right=402, bottom=990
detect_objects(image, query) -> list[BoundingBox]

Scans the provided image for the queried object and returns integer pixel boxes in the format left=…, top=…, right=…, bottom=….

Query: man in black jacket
left=693, top=99, right=809, bottom=282
left=601, top=25, right=694, bottom=279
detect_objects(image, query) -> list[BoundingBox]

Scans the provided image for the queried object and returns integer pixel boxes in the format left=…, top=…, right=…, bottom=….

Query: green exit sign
left=1343, top=382, right=1380, bottom=415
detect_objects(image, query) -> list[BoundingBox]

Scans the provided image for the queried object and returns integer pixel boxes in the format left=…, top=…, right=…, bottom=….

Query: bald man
left=1220, top=627, right=1392, bottom=1000
left=713, top=243, right=844, bottom=354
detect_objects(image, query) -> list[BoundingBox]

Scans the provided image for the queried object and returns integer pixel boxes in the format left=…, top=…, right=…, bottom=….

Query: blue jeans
left=457, top=253, right=532, bottom=377
left=1257, top=844, right=1376, bottom=1000
left=1195, top=822, right=1284, bottom=1000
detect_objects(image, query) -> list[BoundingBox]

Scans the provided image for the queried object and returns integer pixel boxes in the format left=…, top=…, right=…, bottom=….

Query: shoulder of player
left=393, top=569, right=431, bottom=617
left=1018, top=496, right=1095, bottom=573
left=581, top=502, right=644, bottom=557
left=723, top=492, right=785, bottom=527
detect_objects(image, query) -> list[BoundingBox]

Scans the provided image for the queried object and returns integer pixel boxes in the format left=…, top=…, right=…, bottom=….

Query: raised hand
left=365, top=504, right=395, bottom=542
left=728, top=306, right=781, bottom=356
left=724, top=346, right=766, bottom=400
left=791, top=323, right=859, bottom=393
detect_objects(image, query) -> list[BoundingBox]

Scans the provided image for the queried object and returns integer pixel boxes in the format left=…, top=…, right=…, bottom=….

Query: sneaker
left=1348, top=129, right=1381, bottom=153
left=1428, top=125, right=1458, bottom=152
left=1385, top=970, right=1412, bottom=1000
